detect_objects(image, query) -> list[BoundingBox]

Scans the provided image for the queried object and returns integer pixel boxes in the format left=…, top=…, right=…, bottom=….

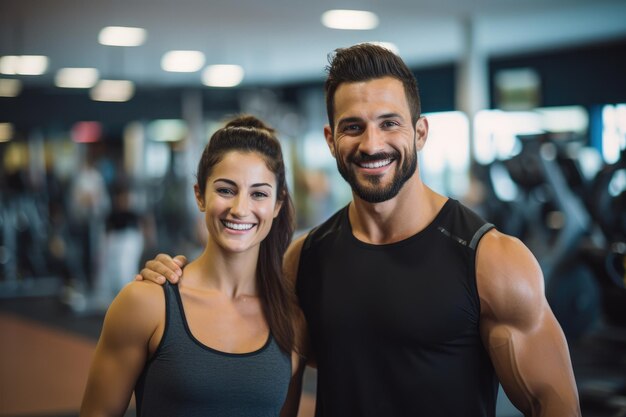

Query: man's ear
left=194, top=184, right=205, bottom=211
left=323, top=125, right=336, bottom=158
left=414, top=117, right=429, bottom=151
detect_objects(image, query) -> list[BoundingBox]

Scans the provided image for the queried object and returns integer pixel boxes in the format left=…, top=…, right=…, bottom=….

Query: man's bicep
left=483, top=307, right=580, bottom=416
left=477, top=232, right=580, bottom=416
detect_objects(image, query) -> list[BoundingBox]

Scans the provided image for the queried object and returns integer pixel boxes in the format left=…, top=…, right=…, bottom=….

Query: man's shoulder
left=439, top=199, right=495, bottom=249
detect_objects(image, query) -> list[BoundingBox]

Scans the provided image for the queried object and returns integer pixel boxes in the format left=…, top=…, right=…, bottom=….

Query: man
left=138, top=43, right=581, bottom=416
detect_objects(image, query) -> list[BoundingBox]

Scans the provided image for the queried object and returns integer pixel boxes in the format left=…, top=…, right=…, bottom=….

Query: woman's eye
left=252, top=191, right=269, bottom=199
left=217, top=188, right=235, bottom=195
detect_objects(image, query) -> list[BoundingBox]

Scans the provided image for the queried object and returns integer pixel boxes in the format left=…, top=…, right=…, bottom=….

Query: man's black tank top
left=296, top=199, right=497, bottom=417
left=134, top=282, right=292, bottom=417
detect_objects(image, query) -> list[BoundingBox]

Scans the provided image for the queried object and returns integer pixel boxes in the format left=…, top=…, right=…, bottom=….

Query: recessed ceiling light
left=98, top=26, right=147, bottom=47
left=55, top=68, right=99, bottom=88
left=202, top=65, right=244, bottom=87
left=161, top=50, right=205, bottom=72
left=0, top=79, right=22, bottom=97
left=321, top=10, right=379, bottom=30
left=0, top=55, right=48, bottom=75
left=90, top=80, right=135, bottom=102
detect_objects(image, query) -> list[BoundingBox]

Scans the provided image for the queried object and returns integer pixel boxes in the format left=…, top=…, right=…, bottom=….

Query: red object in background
left=71, top=121, right=102, bottom=143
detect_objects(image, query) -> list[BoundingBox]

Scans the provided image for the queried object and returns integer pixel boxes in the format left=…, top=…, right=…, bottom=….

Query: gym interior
left=1, top=1, right=625, bottom=416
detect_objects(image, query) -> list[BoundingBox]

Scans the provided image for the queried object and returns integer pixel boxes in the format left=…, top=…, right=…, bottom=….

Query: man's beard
left=336, top=143, right=417, bottom=204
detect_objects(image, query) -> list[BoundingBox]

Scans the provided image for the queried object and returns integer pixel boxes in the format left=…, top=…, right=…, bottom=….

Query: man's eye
left=382, top=120, right=398, bottom=128
left=343, top=124, right=362, bottom=133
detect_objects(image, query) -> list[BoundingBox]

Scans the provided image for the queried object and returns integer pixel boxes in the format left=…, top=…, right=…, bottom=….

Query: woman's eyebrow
left=213, top=178, right=273, bottom=188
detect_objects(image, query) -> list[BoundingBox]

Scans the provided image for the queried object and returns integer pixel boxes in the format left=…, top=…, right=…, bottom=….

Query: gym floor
left=0, top=295, right=624, bottom=417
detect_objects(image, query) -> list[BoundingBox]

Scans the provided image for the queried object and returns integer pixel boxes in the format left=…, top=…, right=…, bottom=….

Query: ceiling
left=1, top=0, right=626, bottom=89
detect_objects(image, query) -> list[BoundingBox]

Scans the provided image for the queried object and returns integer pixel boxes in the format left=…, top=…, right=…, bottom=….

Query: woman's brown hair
left=196, top=115, right=297, bottom=354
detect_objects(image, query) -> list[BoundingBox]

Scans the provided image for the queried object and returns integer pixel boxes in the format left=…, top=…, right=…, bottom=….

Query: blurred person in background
left=80, top=115, right=306, bottom=417
left=64, top=154, right=110, bottom=311
left=91, top=176, right=153, bottom=311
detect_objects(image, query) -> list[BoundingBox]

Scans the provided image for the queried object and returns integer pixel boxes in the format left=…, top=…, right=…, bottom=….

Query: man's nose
left=358, top=125, right=385, bottom=155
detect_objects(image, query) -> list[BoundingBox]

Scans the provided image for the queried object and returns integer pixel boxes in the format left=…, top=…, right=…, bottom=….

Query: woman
left=80, top=115, right=305, bottom=417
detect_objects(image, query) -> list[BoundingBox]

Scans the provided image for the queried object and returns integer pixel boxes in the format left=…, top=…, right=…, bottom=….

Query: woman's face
left=195, top=151, right=282, bottom=254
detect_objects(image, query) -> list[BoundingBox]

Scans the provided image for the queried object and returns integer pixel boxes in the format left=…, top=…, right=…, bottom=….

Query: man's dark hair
left=324, top=43, right=421, bottom=130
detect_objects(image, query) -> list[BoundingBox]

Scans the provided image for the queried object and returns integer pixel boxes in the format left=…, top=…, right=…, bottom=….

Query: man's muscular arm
left=477, top=230, right=581, bottom=417
left=135, top=254, right=188, bottom=284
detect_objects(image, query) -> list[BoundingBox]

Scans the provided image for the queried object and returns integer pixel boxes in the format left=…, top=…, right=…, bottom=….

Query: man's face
left=324, top=77, right=427, bottom=203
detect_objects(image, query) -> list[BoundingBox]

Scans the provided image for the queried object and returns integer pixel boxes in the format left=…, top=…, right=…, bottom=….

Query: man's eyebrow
left=377, top=112, right=404, bottom=120
left=337, top=113, right=404, bottom=126
left=213, top=178, right=273, bottom=188
left=337, top=116, right=363, bottom=126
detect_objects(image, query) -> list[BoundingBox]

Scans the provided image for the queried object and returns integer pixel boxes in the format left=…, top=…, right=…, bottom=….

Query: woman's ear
left=194, top=184, right=205, bottom=211
left=273, top=196, right=283, bottom=218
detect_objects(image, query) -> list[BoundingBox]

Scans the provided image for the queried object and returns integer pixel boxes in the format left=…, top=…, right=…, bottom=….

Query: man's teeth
left=223, top=221, right=254, bottom=230
left=361, top=158, right=392, bottom=169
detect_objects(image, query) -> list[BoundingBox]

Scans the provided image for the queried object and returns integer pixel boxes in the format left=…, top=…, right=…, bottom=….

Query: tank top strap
left=161, top=282, right=188, bottom=341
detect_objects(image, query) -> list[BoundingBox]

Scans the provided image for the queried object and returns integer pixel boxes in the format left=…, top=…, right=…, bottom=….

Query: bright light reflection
left=602, top=104, right=626, bottom=164
left=161, top=51, right=205, bottom=72
left=90, top=80, right=135, bottom=102
left=0, top=55, right=48, bottom=75
left=421, top=111, right=470, bottom=197
left=55, top=68, right=99, bottom=88
left=536, top=106, right=588, bottom=133
left=473, top=107, right=590, bottom=165
left=98, top=26, right=147, bottom=47
left=321, top=10, right=379, bottom=30
left=202, top=65, right=244, bottom=87
left=474, top=110, right=543, bottom=165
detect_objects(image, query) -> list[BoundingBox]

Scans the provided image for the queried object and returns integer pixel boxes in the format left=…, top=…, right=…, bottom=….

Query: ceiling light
left=202, top=65, right=244, bottom=87
left=90, top=80, right=135, bottom=102
left=98, top=26, right=147, bottom=47
left=55, top=68, right=99, bottom=88
left=321, top=10, right=379, bottom=30
left=161, top=50, right=205, bottom=72
left=0, top=79, right=22, bottom=97
left=0, top=123, right=14, bottom=142
left=0, top=55, right=48, bottom=75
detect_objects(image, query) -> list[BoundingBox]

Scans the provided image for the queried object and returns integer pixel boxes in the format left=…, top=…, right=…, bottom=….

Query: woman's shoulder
left=117, top=280, right=166, bottom=307
left=103, top=281, right=166, bottom=336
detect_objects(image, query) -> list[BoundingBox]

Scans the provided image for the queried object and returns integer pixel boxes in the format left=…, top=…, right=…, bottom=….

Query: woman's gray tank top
left=134, top=282, right=292, bottom=417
